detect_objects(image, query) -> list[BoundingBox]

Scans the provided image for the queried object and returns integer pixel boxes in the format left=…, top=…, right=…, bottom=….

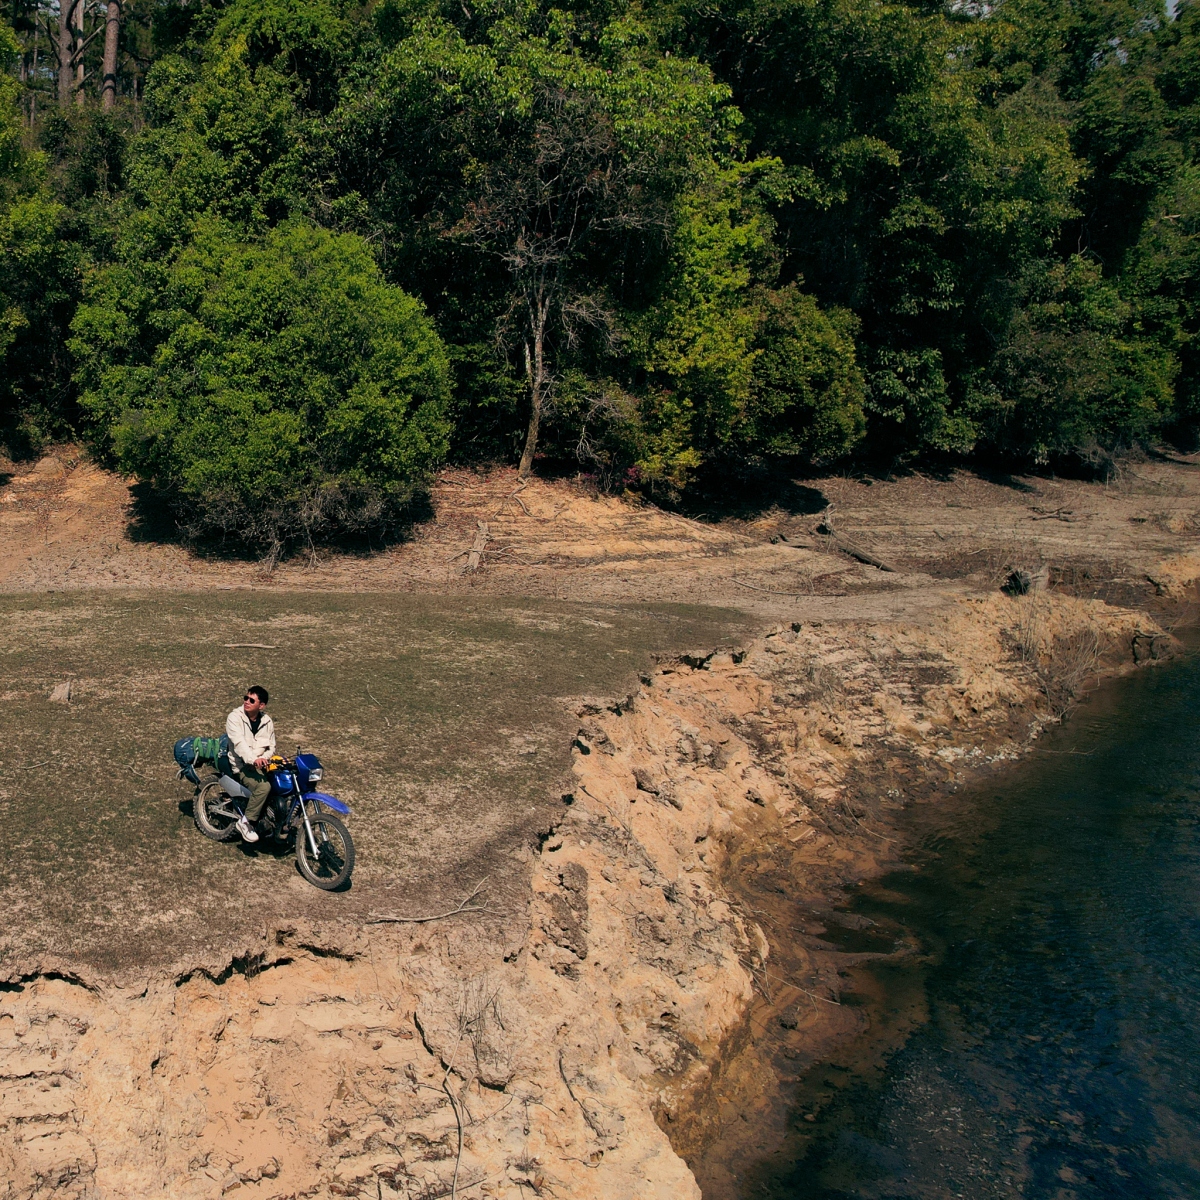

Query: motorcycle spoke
left=295, top=814, right=354, bottom=890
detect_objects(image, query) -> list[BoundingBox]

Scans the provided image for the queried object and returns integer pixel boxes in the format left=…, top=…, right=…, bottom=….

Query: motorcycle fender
left=304, top=791, right=351, bottom=816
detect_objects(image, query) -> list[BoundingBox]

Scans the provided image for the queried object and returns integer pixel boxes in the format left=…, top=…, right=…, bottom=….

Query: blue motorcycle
left=179, top=740, right=355, bottom=890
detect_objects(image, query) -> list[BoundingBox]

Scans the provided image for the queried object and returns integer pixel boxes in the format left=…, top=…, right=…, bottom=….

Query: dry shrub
left=800, top=656, right=844, bottom=705
left=1014, top=596, right=1045, bottom=664
left=1007, top=598, right=1103, bottom=715
left=1047, top=627, right=1102, bottom=701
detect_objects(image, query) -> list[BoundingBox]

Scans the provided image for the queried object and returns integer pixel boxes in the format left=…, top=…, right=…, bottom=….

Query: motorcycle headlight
left=306, top=768, right=323, bottom=783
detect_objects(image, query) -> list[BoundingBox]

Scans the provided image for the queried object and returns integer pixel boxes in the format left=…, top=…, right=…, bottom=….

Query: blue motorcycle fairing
left=295, top=752, right=322, bottom=775
left=304, top=791, right=351, bottom=816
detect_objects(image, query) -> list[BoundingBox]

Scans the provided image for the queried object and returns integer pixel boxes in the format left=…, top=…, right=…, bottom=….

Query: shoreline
left=4, top=458, right=1200, bottom=1197
left=0, top=590, right=1176, bottom=1200
left=683, top=605, right=1198, bottom=1197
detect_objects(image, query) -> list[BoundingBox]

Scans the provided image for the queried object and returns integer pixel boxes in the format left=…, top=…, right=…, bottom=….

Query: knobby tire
left=194, top=780, right=240, bottom=841
left=296, top=811, right=355, bottom=890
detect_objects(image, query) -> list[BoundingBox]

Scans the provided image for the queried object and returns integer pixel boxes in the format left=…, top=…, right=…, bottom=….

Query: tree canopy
left=3, top=0, right=1199, bottom=550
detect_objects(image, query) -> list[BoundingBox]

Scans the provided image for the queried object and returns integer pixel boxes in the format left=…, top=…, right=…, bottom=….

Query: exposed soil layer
left=2, top=453, right=1200, bottom=1199
left=6, top=451, right=1200, bottom=624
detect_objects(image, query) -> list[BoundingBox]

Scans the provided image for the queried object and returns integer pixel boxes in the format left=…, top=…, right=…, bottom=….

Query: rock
left=778, top=1004, right=802, bottom=1030
left=1132, top=632, right=1174, bottom=663
left=632, top=768, right=659, bottom=795
left=33, top=455, right=65, bottom=478
left=1002, top=565, right=1049, bottom=596
left=544, top=865, right=588, bottom=960
left=49, top=681, right=72, bottom=704
left=578, top=723, right=615, bottom=755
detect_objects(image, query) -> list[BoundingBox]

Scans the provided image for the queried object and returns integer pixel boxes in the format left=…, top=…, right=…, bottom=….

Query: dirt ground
left=0, top=591, right=745, bottom=972
left=6, top=449, right=1200, bottom=625
left=3, top=450, right=1200, bottom=1200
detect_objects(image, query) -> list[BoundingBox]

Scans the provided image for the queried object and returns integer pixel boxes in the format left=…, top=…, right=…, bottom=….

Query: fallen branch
left=831, top=537, right=895, bottom=572
left=224, top=643, right=277, bottom=649
left=366, top=879, right=497, bottom=925
left=816, top=508, right=896, bottom=572
left=755, top=966, right=842, bottom=1008
left=559, top=1050, right=605, bottom=1139
left=442, top=1033, right=465, bottom=1200
left=366, top=684, right=391, bottom=729
left=494, top=480, right=531, bottom=518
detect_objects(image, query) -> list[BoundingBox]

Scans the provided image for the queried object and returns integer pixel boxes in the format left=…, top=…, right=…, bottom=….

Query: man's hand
left=253, top=756, right=270, bottom=771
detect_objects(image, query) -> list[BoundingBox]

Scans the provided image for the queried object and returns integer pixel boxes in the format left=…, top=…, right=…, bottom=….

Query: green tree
left=984, top=255, right=1176, bottom=459
left=325, top=4, right=862, bottom=489
left=0, top=15, right=83, bottom=455
left=659, top=0, right=1085, bottom=458
left=629, top=161, right=864, bottom=491
left=71, top=220, right=451, bottom=558
left=330, top=9, right=741, bottom=477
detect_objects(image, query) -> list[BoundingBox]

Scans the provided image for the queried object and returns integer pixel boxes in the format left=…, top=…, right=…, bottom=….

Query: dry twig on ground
left=732, top=578, right=810, bottom=597
left=366, top=879, right=498, bottom=925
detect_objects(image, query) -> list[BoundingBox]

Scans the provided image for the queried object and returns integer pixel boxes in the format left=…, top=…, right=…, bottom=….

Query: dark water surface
left=757, top=652, right=1200, bottom=1200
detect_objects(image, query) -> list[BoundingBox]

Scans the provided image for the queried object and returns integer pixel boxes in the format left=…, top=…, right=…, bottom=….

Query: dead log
left=463, top=520, right=490, bottom=573
left=834, top=537, right=895, bottom=572
left=816, top=511, right=895, bottom=572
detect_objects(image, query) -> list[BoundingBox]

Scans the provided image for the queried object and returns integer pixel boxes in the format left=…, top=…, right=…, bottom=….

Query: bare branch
left=366, top=879, right=500, bottom=924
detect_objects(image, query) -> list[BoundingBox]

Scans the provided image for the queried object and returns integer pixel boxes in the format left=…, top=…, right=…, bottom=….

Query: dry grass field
left=0, top=591, right=747, bottom=973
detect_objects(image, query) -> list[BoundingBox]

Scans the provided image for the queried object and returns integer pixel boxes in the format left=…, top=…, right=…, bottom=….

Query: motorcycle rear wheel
left=295, top=812, right=354, bottom=890
left=194, top=781, right=240, bottom=841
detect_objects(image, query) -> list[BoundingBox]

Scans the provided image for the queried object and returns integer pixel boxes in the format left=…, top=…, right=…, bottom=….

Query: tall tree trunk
left=30, top=27, right=39, bottom=126
left=101, top=0, right=120, bottom=110
left=517, top=291, right=550, bottom=480
left=72, top=0, right=86, bottom=107
left=53, top=2, right=75, bottom=107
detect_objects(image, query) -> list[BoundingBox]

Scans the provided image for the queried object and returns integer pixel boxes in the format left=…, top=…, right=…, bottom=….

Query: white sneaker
left=236, top=816, right=259, bottom=843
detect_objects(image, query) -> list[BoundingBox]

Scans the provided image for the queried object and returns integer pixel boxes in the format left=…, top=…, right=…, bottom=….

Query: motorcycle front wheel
left=194, top=781, right=240, bottom=841
left=295, top=812, right=355, bottom=890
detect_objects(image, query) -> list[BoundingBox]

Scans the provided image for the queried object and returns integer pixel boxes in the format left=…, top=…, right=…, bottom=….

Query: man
left=226, top=685, right=276, bottom=844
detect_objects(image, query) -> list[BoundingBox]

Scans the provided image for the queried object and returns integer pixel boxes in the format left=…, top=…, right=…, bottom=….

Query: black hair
left=247, top=685, right=269, bottom=705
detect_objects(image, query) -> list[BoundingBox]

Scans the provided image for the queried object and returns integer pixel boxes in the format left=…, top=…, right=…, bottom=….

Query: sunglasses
left=243, top=694, right=261, bottom=703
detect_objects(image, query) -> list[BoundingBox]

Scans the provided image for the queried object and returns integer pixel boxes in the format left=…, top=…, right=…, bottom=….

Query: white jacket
left=226, top=707, right=276, bottom=773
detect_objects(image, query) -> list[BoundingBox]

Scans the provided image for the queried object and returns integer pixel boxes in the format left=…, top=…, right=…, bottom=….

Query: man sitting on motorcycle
left=226, top=685, right=275, bottom=844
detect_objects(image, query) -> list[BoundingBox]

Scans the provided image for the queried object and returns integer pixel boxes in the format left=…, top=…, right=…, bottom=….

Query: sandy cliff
left=3, top=451, right=1200, bottom=1197
left=0, top=585, right=1178, bottom=1199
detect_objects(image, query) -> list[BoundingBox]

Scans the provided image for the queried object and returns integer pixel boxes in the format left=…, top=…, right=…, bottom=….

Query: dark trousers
left=238, top=767, right=272, bottom=822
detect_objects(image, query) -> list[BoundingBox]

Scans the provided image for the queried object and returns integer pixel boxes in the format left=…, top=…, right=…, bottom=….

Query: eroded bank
left=0, top=585, right=1183, bottom=1200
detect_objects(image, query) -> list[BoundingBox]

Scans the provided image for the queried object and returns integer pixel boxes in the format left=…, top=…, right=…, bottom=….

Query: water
left=757, top=651, right=1200, bottom=1199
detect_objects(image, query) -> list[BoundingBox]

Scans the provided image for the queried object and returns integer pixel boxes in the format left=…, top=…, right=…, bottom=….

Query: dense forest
left=1, top=0, right=1197, bottom=554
